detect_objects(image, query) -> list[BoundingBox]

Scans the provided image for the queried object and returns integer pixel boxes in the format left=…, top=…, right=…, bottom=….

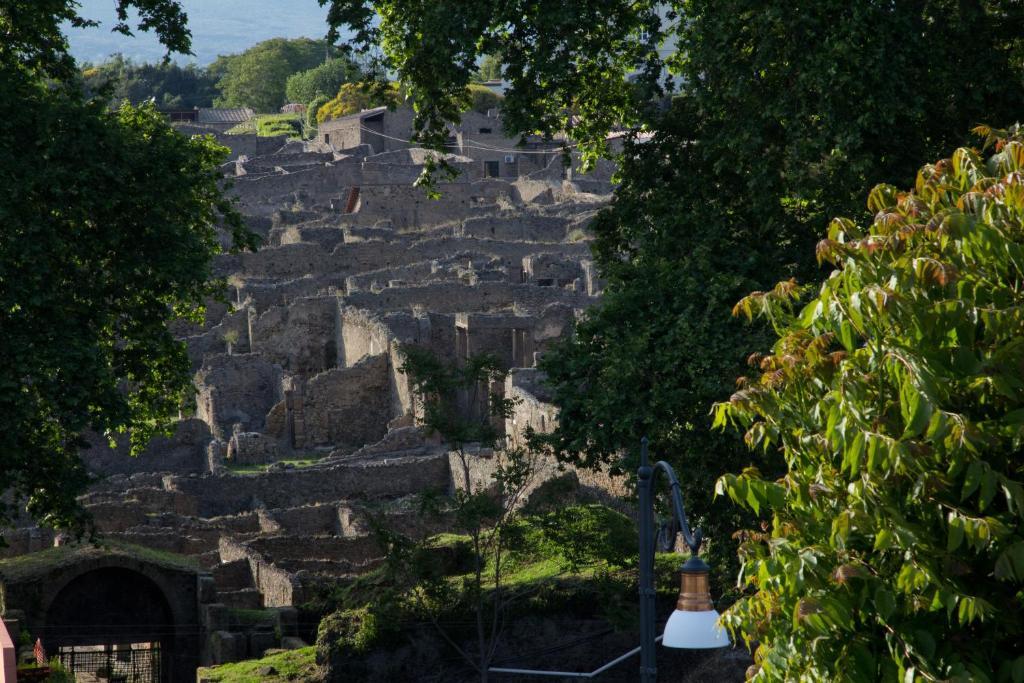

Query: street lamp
left=489, top=438, right=729, bottom=681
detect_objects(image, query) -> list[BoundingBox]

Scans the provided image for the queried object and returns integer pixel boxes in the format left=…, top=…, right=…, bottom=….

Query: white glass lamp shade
left=662, top=607, right=730, bottom=649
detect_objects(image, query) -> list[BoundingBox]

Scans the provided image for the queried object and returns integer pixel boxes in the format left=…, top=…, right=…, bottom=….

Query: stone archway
left=44, top=567, right=175, bottom=681
left=0, top=545, right=206, bottom=683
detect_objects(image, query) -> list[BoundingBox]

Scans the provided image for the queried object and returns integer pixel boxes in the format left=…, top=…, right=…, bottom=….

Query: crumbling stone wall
left=195, top=354, right=281, bottom=440
left=302, top=354, right=391, bottom=451
left=250, top=295, right=338, bottom=374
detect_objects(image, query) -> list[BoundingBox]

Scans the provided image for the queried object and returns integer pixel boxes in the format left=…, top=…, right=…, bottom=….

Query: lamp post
left=489, top=438, right=729, bottom=681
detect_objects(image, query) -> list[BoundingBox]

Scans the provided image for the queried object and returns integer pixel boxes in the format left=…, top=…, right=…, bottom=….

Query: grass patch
left=225, top=114, right=302, bottom=138
left=226, top=456, right=324, bottom=475
left=196, top=647, right=317, bottom=683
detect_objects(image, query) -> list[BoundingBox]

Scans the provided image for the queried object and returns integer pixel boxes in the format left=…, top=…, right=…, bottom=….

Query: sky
left=68, top=0, right=340, bottom=65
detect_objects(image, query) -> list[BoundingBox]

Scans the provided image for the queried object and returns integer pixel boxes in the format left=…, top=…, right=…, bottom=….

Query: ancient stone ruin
left=0, top=107, right=624, bottom=672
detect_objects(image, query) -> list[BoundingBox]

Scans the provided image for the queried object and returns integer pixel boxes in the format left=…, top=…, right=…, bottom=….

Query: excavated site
left=1, top=111, right=625, bottom=666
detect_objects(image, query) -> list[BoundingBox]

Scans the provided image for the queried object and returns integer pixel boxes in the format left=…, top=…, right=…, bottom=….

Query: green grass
left=196, top=647, right=317, bottom=683
left=226, top=456, right=324, bottom=475
left=225, top=114, right=303, bottom=138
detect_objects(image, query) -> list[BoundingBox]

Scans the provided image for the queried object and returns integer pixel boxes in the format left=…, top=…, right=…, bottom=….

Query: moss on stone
left=0, top=540, right=198, bottom=582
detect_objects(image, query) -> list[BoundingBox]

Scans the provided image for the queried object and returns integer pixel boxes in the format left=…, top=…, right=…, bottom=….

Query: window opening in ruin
left=324, top=133, right=330, bottom=145
left=484, top=160, right=500, bottom=178
left=479, top=127, right=492, bottom=134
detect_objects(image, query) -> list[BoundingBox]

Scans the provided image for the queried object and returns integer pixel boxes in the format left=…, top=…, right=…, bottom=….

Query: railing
left=58, top=642, right=162, bottom=683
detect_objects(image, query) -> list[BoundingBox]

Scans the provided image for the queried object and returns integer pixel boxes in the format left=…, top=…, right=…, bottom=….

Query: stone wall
left=302, top=354, right=392, bottom=451
left=195, top=354, right=281, bottom=441
left=80, top=419, right=211, bottom=477
left=250, top=296, right=338, bottom=374
left=165, top=454, right=451, bottom=517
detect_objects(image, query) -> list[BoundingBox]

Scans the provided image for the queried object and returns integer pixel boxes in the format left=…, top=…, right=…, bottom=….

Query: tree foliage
left=397, top=346, right=537, bottom=682
left=0, top=0, right=191, bottom=79
left=316, top=81, right=401, bottom=123
left=715, top=129, right=1024, bottom=681
left=80, top=53, right=218, bottom=109
left=472, top=54, right=502, bottom=83
left=285, top=56, right=362, bottom=105
left=211, top=37, right=327, bottom=112
left=325, top=0, right=1024, bottom=601
left=0, top=1, right=256, bottom=534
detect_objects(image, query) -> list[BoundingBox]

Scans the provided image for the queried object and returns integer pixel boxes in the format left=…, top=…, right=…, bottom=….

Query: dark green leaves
left=0, top=51, right=253, bottom=534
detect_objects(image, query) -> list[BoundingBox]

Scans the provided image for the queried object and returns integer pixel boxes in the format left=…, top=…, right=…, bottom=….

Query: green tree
left=715, top=128, right=1024, bottom=681
left=316, top=80, right=401, bottom=123
left=212, top=37, right=327, bottom=112
left=80, top=54, right=218, bottom=109
left=397, top=346, right=535, bottom=682
left=472, top=53, right=502, bottom=82
left=0, top=1, right=256, bottom=534
left=324, top=0, right=1024, bottom=586
left=285, top=56, right=362, bottom=105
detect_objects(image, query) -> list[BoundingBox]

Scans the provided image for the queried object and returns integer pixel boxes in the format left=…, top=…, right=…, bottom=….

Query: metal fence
left=58, top=641, right=161, bottom=683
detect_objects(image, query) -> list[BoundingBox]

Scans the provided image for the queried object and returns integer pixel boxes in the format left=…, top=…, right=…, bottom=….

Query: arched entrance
left=0, top=545, right=207, bottom=683
left=44, top=567, right=174, bottom=682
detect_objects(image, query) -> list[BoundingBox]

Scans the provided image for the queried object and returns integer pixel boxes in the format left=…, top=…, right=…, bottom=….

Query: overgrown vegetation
left=196, top=646, right=318, bottom=683
left=316, top=81, right=401, bottom=123
left=210, top=37, right=328, bottom=113
left=285, top=57, right=362, bottom=105
left=715, top=128, right=1024, bottom=680
left=80, top=53, right=218, bottom=109
left=311, top=505, right=685, bottom=676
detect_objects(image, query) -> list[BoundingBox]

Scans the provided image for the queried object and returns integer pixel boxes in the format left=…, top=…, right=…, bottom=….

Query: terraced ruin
left=0, top=110, right=623, bottom=667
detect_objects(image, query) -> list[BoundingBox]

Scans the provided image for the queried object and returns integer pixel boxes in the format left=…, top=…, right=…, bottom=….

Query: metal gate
left=58, top=642, right=161, bottom=683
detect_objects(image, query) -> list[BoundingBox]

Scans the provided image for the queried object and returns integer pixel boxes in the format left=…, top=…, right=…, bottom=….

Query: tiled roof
left=196, top=108, right=255, bottom=124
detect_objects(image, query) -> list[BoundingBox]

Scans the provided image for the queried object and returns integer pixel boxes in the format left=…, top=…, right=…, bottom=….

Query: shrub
left=714, top=126, right=1024, bottom=681
left=317, top=82, right=401, bottom=124
left=305, top=94, right=329, bottom=135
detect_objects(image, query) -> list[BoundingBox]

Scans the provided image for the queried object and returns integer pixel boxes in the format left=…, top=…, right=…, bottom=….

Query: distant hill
left=68, top=0, right=347, bottom=65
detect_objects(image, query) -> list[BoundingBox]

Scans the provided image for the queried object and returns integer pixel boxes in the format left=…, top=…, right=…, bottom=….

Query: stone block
left=202, top=603, right=229, bottom=633
left=248, top=630, right=278, bottom=658
left=274, top=607, right=299, bottom=637
left=209, top=630, right=243, bottom=664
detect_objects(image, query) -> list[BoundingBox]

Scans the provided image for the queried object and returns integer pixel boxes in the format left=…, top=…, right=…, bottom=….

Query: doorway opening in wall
left=59, top=642, right=162, bottom=683
left=484, top=160, right=500, bottom=178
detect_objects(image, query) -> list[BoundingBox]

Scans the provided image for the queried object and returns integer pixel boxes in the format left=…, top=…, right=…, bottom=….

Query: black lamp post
left=489, top=438, right=729, bottom=681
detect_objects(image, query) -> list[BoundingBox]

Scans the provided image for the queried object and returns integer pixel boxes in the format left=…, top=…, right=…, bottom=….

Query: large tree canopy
left=285, top=56, right=363, bottom=106
left=321, top=0, right=1024, bottom=582
left=81, top=53, right=219, bottom=109
left=211, top=37, right=328, bottom=113
left=0, top=1, right=255, bottom=533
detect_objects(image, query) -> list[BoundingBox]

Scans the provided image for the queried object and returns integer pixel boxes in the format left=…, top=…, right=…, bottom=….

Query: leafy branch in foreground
left=715, top=126, right=1024, bottom=681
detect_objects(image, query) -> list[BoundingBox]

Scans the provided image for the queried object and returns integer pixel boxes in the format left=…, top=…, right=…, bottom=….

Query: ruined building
left=0, top=107, right=623, bottom=677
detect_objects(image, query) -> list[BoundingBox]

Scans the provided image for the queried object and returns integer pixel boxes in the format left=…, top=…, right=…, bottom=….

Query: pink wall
left=0, top=618, right=15, bottom=683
